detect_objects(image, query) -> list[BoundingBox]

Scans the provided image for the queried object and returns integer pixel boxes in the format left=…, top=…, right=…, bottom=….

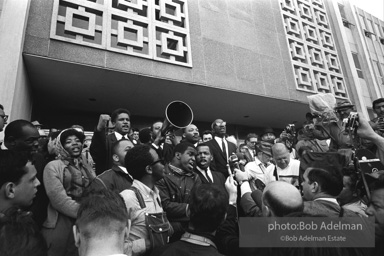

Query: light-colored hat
left=334, top=100, right=354, bottom=110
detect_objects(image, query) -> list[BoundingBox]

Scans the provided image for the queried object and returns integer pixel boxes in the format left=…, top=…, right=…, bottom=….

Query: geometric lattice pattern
left=50, top=0, right=192, bottom=67
left=280, top=0, right=348, bottom=98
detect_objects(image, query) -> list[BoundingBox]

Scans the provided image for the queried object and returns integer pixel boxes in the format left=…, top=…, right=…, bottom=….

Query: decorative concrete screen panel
left=50, top=0, right=192, bottom=67
left=279, top=0, right=348, bottom=99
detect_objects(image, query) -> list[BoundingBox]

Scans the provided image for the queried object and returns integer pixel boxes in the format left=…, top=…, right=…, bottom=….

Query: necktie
left=120, top=135, right=127, bottom=141
left=205, top=170, right=213, bottom=183
left=222, top=138, right=227, bottom=160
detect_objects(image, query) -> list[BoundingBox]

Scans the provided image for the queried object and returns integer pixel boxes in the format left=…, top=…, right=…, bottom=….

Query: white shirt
left=214, top=136, right=228, bottom=160
left=114, top=132, right=128, bottom=141
left=244, top=158, right=269, bottom=185
left=196, top=166, right=214, bottom=182
left=118, top=166, right=133, bottom=180
left=265, top=159, right=300, bottom=186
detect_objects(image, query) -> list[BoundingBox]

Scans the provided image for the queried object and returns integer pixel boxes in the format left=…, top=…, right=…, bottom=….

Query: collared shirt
left=118, top=166, right=133, bottom=180
left=168, top=164, right=194, bottom=177
left=120, top=180, right=163, bottom=255
left=196, top=166, right=213, bottom=182
left=214, top=136, right=228, bottom=160
left=314, top=197, right=339, bottom=205
left=114, top=132, right=128, bottom=141
left=244, top=158, right=269, bottom=185
left=265, top=159, right=300, bottom=186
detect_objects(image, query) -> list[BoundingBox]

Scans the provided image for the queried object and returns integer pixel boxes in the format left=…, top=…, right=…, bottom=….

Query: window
left=352, top=53, right=364, bottom=78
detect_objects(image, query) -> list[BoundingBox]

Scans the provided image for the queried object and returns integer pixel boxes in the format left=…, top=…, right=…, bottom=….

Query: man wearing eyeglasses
left=244, top=133, right=259, bottom=163
left=120, top=144, right=169, bottom=256
left=0, top=104, right=8, bottom=133
left=205, top=119, right=237, bottom=178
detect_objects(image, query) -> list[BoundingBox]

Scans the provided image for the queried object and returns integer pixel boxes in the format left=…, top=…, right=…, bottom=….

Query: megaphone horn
left=162, top=101, right=194, bottom=135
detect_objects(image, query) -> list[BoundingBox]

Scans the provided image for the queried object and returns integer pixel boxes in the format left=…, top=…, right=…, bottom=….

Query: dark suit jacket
left=206, top=138, right=237, bottom=178
left=88, top=164, right=133, bottom=193
left=90, top=130, right=118, bottom=175
left=193, top=167, right=226, bottom=187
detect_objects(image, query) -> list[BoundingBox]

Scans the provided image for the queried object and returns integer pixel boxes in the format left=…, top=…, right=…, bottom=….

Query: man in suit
left=90, top=108, right=131, bottom=175
left=244, top=133, right=258, bottom=163
left=194, top=143, right=225, bottom=186
left=88, top=139, right=134, bottom=192
left=301, top=166, right=357, bottom=217
left=206, top=119, right=236, bottom=178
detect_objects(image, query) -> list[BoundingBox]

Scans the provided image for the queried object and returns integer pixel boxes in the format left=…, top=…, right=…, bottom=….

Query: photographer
left=370, top=98, right=384, bottom=137
left=313, top=100, right=354, bottom=151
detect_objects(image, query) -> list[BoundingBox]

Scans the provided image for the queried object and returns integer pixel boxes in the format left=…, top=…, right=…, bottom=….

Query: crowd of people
left=0, top=97, right=384, bottom=256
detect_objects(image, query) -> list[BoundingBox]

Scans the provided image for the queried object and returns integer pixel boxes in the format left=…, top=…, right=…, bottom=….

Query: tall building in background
left=0, top=0, right=383, bottom=139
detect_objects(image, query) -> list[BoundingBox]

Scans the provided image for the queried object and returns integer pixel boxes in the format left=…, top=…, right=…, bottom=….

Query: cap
left=257, top=141, right=273, bottom=156
left=334, top=100, right=354, bottom=110
left=262, top=127, right=275, bottom=135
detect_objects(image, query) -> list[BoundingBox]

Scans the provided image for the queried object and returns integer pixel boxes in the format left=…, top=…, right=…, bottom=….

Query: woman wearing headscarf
left=42, top=129, right=96, bottom=256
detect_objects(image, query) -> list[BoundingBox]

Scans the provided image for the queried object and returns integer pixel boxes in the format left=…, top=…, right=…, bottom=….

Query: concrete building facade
left=0, top=0, right=383, bottom=139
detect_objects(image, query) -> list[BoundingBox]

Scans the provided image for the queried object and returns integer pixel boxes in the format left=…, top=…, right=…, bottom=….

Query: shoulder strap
left=273, top=165, right=279, bottom=181
left=129, top=187, right=146, bottom=209
left=95, top=176, right=108, bottom=190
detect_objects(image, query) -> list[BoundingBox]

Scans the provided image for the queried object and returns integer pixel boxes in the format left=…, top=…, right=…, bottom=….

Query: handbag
left=129, top=187, right=173, bottom=251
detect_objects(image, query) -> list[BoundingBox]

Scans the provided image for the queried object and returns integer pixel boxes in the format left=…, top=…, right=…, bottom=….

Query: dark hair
left=173, top=142, right=195, bottom=156
left=307, top=167, right=343, bottom=196
left=263, top=189, right=304, bottom=217
left=202, top=130, right=212, bottom=136
left=4, top=120, right=35, bottom=141
left=59, top=129, right=85, bottom=146
left=372, top=98, right=384, bottom=109
left=0, top=151, right=31, bottom=187
left=131, top=127, right=139, bottom=133
left=0, top=207, right=47, bottom=256
left=189, top=184, right=228, bottom=232
left=111, top=108, right=130, bottom=123
left=139, top=127, right=152, bottom=144
left=196, top=143, right=212, bottom=154
left=124, top=144, right=153, bottom=180
left=0, top=104, right=3, bottom=110
left=76, top=189, right=128, bottom=238
left=246, top=133, right=259, bottom=142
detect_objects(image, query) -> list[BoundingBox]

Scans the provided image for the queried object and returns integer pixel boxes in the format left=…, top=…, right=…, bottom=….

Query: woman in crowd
left=42, top=129, right=96, bottom=256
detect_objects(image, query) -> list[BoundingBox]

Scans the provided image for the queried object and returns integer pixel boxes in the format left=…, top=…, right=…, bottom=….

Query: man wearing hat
left=313, top=100, right=355, bottom=151
left=244, top=141, right=273, bottom=191
left=260, top=127, right=276, bottom=144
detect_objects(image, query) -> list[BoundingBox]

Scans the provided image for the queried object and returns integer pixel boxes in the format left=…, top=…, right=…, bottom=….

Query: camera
left=378, top=117, right=384, bottom=132
left=284, top=124, right=296, bottom=136
left=343, top=112, right=359, bottom=134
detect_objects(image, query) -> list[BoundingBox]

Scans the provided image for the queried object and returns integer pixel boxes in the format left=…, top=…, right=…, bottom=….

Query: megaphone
left=161, top=100, right=193, bottom=135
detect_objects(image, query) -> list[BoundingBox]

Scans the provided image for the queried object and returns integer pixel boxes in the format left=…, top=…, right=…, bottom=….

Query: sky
left=352, top=0, right=384, bottom=20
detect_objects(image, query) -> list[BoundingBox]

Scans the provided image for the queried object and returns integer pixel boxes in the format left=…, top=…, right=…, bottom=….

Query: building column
left=0, top=0, right=32, bottom=134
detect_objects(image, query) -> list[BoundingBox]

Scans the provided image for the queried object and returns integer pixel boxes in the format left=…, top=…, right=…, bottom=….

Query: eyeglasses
left=215, top=121, right=226, bottom=127
left=0, top=115, right=8, bottom=122
left=149, top=159, right=165, bottom=166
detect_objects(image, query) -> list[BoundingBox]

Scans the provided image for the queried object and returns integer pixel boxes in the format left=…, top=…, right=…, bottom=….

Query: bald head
left=271, top=143, right=290, bottom=169
left=262, top=181, right=303, bottom=217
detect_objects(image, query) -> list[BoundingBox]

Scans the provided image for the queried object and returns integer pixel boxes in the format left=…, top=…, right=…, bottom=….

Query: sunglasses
left=215, top=121, right=226, bottom=127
